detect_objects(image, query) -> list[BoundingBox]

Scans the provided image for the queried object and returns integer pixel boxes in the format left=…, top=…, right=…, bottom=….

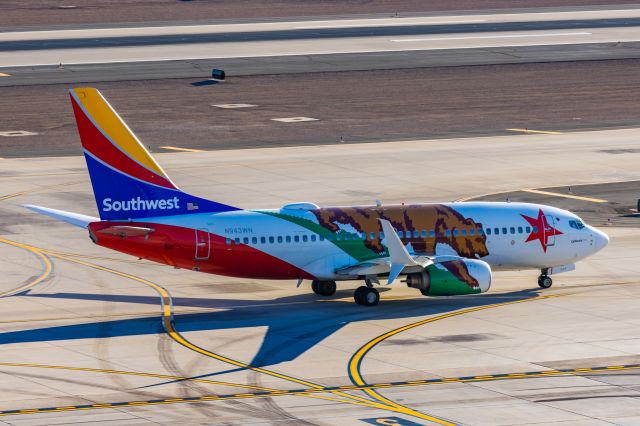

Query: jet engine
left=405, top=258, right=491, bottom=296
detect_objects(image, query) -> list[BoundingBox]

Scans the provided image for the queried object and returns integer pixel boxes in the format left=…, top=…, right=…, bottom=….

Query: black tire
left=311, top=280, right=321, bottom=295
left=318, top=280, right=337, bottom=296
left=538, top=276, right=553, bottom=289
left=354, top=286, right=379, bottom=306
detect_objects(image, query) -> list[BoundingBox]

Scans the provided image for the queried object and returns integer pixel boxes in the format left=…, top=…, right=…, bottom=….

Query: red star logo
left=521, top=209, right=563, bottom=253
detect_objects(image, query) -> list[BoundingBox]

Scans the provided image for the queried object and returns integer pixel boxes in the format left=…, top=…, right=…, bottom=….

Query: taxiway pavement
left=0, top=128, right=639, bottom=424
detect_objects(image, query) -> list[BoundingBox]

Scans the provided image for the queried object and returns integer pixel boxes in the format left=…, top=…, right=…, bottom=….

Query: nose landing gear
left=538, top=269, right=553, bottom=288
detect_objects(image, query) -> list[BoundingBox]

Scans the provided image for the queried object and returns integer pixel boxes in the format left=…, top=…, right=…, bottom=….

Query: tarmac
left=2, top=4, right=640, bottom=425
left=1, top=128, right=639, bottom=425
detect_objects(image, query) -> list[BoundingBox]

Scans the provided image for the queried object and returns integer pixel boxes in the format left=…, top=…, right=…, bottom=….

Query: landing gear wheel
left=538, top=275, right=553, bottom=289
left=354, top=286, right=380, bottom=307
left=311, top=280, right=336, bottom=296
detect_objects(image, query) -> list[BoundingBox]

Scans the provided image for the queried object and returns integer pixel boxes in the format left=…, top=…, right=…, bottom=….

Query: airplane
left=24, top=88, right=610, bottom=307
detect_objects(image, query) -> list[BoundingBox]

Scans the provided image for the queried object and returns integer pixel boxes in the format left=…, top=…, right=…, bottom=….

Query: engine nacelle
left=405, top=258, right=491, bottom=296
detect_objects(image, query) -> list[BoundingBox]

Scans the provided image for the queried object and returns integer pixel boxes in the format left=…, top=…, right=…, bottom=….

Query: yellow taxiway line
left=521, top=188, right=608, bottom=203
left=347, top=292, right=571, bottom=425
left=0, top=239, right=52, bottom=298
left=2, top=360, right=637, bottom=418
left=507, top=128, right=562, bottom=135
left=160, top=146, right=205, bottom=153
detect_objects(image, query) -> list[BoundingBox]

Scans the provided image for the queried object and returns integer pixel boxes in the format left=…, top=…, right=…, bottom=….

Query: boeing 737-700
left=25, top=88, right=609, bottom=306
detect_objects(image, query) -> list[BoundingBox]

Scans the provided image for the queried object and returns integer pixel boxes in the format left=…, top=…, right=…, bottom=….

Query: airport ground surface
left=3, top=59, right=640, bottom=158
left=1, top=128, right=640, bottom=425
left=4, top=3, right=640, bottom=425
left=3, top=1, right=640, bottom=28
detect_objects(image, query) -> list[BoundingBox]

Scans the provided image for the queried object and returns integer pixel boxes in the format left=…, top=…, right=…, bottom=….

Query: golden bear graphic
left=312, top=204, right=489, bottom=259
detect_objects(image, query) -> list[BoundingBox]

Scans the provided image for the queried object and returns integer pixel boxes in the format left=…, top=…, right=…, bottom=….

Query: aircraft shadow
left=1, top=287, right=541, bottom=370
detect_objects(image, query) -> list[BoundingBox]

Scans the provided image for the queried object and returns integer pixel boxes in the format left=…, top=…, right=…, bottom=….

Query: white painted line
left=212, top=104, right=257, bottom=109
left=0, top=73, right=10, bottom=77
left=0, top=131, right=37, bottom=137
left=295, top=19, right=485, bottom=29
left=392, top=31, right=591, bottom=42
left=160, top=146, right=205, bottom=152
left=271, top=117, right=319, bottom=123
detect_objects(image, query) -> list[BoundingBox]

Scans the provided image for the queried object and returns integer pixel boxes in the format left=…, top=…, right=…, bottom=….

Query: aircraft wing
left=336, top=219, right=442, bottom=285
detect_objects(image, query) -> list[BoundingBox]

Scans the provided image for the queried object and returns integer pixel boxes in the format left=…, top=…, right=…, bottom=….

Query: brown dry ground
left=1, top=59, right=639, bottom=158
left=2, top=0, right=640, bottom=28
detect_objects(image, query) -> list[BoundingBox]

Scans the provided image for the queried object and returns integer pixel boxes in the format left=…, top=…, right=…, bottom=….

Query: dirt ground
left=2, top=0, right=639, bottom=28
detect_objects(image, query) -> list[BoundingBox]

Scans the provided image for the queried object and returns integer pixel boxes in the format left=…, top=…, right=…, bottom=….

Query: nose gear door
left=195, top=228, right=210, bottom=260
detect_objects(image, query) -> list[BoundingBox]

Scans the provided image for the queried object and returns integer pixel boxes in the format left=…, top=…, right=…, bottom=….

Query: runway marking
left=160, top=146, right=205, bottom=153
left=506, top=128, right=562, bottom=135
left=391, top=32, right=591, bottom=43
left=348, top=292, right=571, bottom=426
left=212, top=104, right=256, bottom=109
left=0, top=239, right=52, bottom=298
left=522, top=188, right=608, bottom=203
left=271, top=117, right=319, bottom=123
left=0, top=130, right=38, bottom=137
left=0, top=73, right=10, bottom=77
left=3, top=362, right=639, bottom=417
left=295, top=19, right=486, bottom=29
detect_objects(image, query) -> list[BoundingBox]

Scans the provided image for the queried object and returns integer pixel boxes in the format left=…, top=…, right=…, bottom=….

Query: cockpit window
left=569, top=219, right=586, bottom=230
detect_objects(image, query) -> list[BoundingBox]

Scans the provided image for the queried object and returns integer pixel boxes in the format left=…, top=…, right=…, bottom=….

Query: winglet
left=379, top=219, right=418, bottom=285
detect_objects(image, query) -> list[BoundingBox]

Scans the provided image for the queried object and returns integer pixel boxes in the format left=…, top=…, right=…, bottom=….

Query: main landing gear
left=311, top=280, right=337, bottom=296
left=538, top=269, right=553, bottom=289
left=354, top=285, right=380, bottom=307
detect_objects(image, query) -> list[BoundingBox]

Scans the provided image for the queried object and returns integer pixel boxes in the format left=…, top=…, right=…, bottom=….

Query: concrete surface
left=3, top=61, right=640, bottom=157
left=0, top=128, right=639, bottom=424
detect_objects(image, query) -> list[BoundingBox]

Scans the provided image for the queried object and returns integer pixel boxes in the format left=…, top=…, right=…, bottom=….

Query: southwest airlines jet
left=25, top=88, right=609, bottom=306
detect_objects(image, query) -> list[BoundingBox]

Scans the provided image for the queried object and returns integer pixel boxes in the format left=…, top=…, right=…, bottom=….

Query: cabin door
left=195, top=228, right=211, bottom=260
left=543, top=215, right=556, bottom=248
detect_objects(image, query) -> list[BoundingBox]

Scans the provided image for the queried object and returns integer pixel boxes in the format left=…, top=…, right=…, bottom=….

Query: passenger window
left=260, top=237, right=266, bottom=244
left=518, top=227, right=523, bottom=234
left=429, top=230, right=435, bottom=237
left=380, top=232, right=385, bottom=239
left=510, top=227, right=515, bottom=234
left=453, top=229, right=459, bottom=236
left=446, top=230, right=451, bottom=237
left=486, top=228, right=492, bottom=235
left=502, top=227, right=507, bottom=235
left=478, top=228, right=484, bottom=235
left=413, top=230, right=419, bottom=238
left=252, top=237, right=257, bottom=244
left=302, top=235, right=308, bottom=242
left=285, top=236, right=291, bottom=243
left=225, top=238, right=231, bottom=245
left=294, top=235, right=299, bottom=242
left=526, top=226, right=531, bottom=233
left=361, top=232, right=367, bottom=240
left=469, top=228, right=475, bottom=236
left=533, top=227, right=538, bottom=233
left=494, top=228, right=499, bottom=235
left=370, top=232, right=376, bottom=240
left=319, top=235, right=324, bottom=241
left=277, top=236, right=283, bottom=243
left=397, top=231, right=403, bottom=238
left=462, top=229, right=467, bottom=236
left=311, top=235, right=316, bottom=242
left=269, top=236, right=274, bottom=243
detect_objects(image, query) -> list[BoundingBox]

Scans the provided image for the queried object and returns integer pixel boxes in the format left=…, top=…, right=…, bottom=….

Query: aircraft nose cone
left=592, top=227, right=609, bottom=252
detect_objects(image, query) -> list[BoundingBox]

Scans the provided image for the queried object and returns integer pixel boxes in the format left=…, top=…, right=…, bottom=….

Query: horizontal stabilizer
left=23, top=204, right=99, bottom=229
